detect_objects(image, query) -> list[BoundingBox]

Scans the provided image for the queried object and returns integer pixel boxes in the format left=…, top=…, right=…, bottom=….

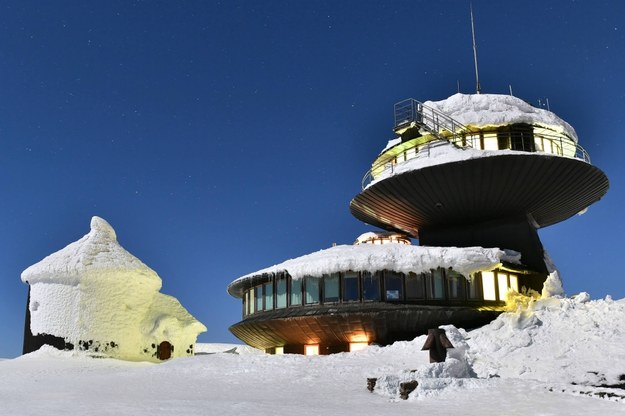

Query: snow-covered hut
left=21, top=216, right=206, bottom=362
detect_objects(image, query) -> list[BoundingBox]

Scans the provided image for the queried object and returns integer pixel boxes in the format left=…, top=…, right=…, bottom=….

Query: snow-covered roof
left=21, top=216, right=161, bottom=287
left=229, top=243, right=521, bottom=296
left=382, top=93, right=578, bottom=154
left=424, top=93, right=578, bottom=141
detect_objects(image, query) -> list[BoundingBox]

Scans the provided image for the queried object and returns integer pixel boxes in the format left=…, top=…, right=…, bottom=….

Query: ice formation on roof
left=424, top=93, right=577, bottom=141
left=381, top=93, right=577, bottom=154
left=230, top=243, right=520, bottom=294
left=22, top=216, right=206, bottom=362
left=22, top=216, right=160, bottom=288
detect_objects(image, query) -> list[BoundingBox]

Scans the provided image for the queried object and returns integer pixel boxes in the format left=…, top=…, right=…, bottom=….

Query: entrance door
left=157, top=341, right=172, bottom=360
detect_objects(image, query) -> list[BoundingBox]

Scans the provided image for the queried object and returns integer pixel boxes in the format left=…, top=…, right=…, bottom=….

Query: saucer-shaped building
left=228, top=93, right=609, bottom=354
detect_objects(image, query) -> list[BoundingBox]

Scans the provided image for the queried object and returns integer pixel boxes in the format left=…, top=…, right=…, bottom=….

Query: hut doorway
left=157, top=341, right=172, bottom=360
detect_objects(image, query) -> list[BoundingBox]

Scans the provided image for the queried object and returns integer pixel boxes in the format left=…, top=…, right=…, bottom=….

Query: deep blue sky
left=0, top=0, right=623, bottom=358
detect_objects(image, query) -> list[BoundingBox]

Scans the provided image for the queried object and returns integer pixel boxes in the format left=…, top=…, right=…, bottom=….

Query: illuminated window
left=323, top=273, right=339, bottom=303
left=497, top=273, right=508, bottom=301
left=509, top=274, right=519, bottom=292
left=384, top=271, right=403, bottom=301
left=362, top=271, right=380, bottom=301
left=290, top=277, right=302, bottom=306
left=274, top=346, right=284, bottom=355
left=483, top=133, right=498, bottom=150
left=276, top=275, right=287, bottom=309
left=305, top=276, right=320, bottom=304
left=244, top=290, right=251, bottom=316
left=482, top=272, right=497, bottom=301
left=405, top=147, right=416, bottom=160
left=349, top=342, right=368, bottom=352
left=304, top=344, right=319, bottom=356
left=406, top=272, right=425, bottom=299
left=470, top=134, right=482, bottom=149
left=342, top=271, right=359, bottom=302
left=264, top=282, right=274, bottom=311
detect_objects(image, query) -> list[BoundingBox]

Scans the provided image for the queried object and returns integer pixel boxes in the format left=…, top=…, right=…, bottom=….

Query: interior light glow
left=482, top=272, right=496, bottom=301
left=304, top=344, right=319, bottom=356
left=349, top=342, right=369, bottom=352
left=497, top=273, right=508, bottom=301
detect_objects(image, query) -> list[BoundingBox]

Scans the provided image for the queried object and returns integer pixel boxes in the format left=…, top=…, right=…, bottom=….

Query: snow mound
left=467, top=296, right=625, bottom=386
left=194, top=343, right=264, bottom=355
left=370, top=295, right=625, bottom=402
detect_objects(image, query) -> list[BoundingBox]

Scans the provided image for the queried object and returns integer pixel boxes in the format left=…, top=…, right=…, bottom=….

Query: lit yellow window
left=349, top=342, right=368, bottom=352
left=304, top=344, right=319, bottom=356
left=482, top=272, right=497, bottom=301
left=497, top=273, right=508, bottom=301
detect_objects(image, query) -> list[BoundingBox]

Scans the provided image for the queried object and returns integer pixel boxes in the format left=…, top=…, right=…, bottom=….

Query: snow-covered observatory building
left=227, top=93, right=609, bottom=355
left=21, top=216, right=206, bottom=362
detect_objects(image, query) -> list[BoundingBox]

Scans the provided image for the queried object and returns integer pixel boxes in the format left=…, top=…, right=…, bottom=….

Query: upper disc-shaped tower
left=350, top=94, right=608, bottom=271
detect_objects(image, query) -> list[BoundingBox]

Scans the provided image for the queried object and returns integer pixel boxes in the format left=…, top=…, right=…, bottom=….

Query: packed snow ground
left=1, top=294, right=625, bottom=415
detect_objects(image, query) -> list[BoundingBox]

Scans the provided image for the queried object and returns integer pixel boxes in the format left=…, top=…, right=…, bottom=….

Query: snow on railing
left=360, top=131, right=592, bottom=190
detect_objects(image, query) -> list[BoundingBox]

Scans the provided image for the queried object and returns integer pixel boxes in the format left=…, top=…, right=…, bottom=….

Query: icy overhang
left=21, top=216, right=161, bottom=288
left=228, top=243, right=521, bottom=297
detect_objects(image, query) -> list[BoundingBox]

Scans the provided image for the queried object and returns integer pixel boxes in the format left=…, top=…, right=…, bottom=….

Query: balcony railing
left=361, top=131, right=592, bottom=190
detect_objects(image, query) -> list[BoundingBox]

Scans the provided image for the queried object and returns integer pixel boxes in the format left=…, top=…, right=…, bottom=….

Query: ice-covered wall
left=21, top=216, right=206, bottom=362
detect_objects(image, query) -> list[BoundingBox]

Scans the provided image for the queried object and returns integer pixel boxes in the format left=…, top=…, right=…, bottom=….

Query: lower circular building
left=227, top=233, right=544, bottom=354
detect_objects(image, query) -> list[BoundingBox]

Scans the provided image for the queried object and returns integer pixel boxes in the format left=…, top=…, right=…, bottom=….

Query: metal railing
left=360, top=99, right=593, bottom=189
left=394, top=98, right=473, bottom=149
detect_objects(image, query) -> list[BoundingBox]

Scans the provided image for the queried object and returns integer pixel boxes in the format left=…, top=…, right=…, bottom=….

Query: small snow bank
left=372, top=326, right=482, bottom=400
left=372, top=294, right=625, bottom=401
left=468, top=294, right=625, bottom=386
left=194, top=343, right=264, bottom=355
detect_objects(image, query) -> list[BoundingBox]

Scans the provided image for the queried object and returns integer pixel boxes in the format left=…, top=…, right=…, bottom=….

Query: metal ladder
left=394, top=98, right=473, bottom=148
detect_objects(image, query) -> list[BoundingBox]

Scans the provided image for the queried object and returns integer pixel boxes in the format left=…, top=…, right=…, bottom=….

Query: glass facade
left=384, top=271, right=403, bottom=301
left=362, top=272, right=381, bottom=301
left=276, top=275, right=287, bottom=309
left=406, top=272, right=425, bottom=300
left=290, top=278, right=302, bottom=306
left=323, top=273, right=340, bottom=303
left=241, top=268, right=524, bottom=317
left=305, top=276, right=320, bottom=304
left=342, top=271, right=359, bottom=302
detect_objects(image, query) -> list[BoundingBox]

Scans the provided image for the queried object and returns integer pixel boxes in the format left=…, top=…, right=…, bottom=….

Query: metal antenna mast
left=470, top=3, right=481, bottom=94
